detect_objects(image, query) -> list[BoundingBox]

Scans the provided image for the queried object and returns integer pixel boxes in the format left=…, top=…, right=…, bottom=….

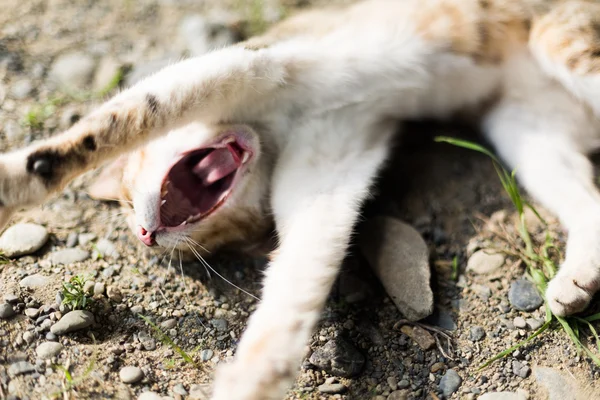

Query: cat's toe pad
left=546, top=269, right=600, bottom=316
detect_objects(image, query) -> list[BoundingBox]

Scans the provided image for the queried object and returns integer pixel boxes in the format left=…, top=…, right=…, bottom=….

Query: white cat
left=1, top=1, right=600, bottom=398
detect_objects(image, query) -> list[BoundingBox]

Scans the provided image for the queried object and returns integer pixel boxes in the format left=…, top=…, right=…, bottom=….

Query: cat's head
left=89, top=122, right=274, bottom=256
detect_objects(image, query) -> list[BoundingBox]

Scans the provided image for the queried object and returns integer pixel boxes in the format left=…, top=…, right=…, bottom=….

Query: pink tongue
left=192, top=148, right=238, bottom=185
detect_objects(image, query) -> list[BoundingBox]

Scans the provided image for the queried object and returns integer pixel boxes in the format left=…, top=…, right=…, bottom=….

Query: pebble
left=467, top=250, right=505, bottom=275
left=513, top=317, right=527, bottom=329
left=93, top=282, right=106, bottom=296
left=78, top=233, right=97, bottom=246
left=472, top=284, right=492, bottom=301
left=66, top=232, right=79, bottom=248
left=0, top=303, right=15, bottom=319
left=479, top=392, right=528, bottom=400
left=137, top=392, right=162, bottom=400
left=130, top=305, right=144, bottom=314
left=161, top=319, right=177, bottom=329
left=120, top=366, right=144, bottom=384
left=19, top=274, right=50, bottom=289
left=107, top=286, right=123, bottom=302
left=95, top=238, right=120, bottom=259
left=535, top=367, right=583, bottom=400
left=83, top=280, right=95, bottom=295
left=189, top=384, right=211, bottom=400
left=173, top=383, right=188, bottom=396
left=50, top=248, right=90, bottom=264
left=439, top=369, right=462, bottom=397
left=4, top=294, right=19, bottom=304
left=48, top=52, right=96, bottom=90
left=318, top=383, right=347, bottom=394
left=508, top=279, right=543, bottom=311
left=400, top=325, right=435, bottom=350
left=24, top=308, right=40, bottom=318
left=8, top=361, right=36, bottom=377
left=11, top=79, right=33, bottom=100
left=23, top=331, right=35, bottom=344
left=211, top=319, right=228, bottom=332
left=45, top=332, right=58, bottom=341
left=469, top=326, right=486, bottom=342
left=512, top=361, right=531, bottom=378
left=388, top=391, right=409, bottom=400
left=526, top=318, right=544, bottom=330
left=309, top=337, right=365, bottom=377
left=358, top=217, right=433, bottom=321
left=0, top=223, right=48, bottom=257
left=50, top=310, right=94, bottom=335
left=36, top=342, right=63, bottom=359
left=201, top=349, right=214, bottom=361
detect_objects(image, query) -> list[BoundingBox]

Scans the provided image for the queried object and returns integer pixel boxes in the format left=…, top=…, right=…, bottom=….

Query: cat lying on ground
left=1, top=0, right=600, bottom=398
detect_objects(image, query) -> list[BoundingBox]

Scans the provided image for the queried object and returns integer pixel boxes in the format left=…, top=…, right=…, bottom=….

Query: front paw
left=546, top=265, right=600, bottom=316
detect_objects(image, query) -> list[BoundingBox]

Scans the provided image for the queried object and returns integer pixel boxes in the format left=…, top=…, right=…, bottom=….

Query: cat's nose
left=137, top=226, right=156, bottom=247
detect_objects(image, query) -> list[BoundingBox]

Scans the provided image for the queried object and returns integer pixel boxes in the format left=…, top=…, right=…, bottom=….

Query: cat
left=1, top=0, right=600, bottom=398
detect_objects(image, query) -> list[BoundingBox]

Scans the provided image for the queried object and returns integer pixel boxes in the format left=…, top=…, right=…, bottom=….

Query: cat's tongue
left=192, top=147, right=238, bottom=185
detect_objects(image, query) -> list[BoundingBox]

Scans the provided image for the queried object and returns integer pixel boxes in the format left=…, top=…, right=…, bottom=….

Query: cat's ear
left=87, top=156, right=127, bottom=202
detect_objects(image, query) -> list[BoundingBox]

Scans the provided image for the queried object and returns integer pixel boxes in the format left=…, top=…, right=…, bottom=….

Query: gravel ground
left=1, top=1, right=600, bottom=399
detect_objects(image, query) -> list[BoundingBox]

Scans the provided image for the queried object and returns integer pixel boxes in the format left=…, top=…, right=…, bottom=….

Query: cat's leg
left=482, top=70, right=600, bottom=316
left=0, top=47, right=290, bottom=228
left=210, top=117, right=394, bottom=400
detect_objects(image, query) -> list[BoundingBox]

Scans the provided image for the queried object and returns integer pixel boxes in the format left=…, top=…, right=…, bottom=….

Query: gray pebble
left=512, top=361, right=531, bottom=378
left=479, top=393, right=527, bottom=400
left=318, top=383, right=347, bottom=394
left=66, top=233, right=78, bottom=248
left=469, top=326, right=486, bottom=342
left=119, top=365, right=144, bottom=383
left=201, top=349, right=214, bottom=361
left=23, top=331, right=35, bottom=344
left=11, top=79, right=33, bottom=100
left=78, top=233, right=97, bottom=246
left=50, top=310, right=94, bottom=335
left=94, top=282, right=106, bottom=296
left=397, top=379, right=410, bottom=389
left=211, top=319, right=228, bottom=332
left=161, top=319, right=177, bottom=329
left=472, top=284, right=492, bottom=301
left=0, top=303, right=16, bottom=319
left=467, top=250, right=505, bottom=275
left=513, top=317, right=527, bottom=329
left=45, top=332, right=58, bottom=341
left=0, top=223, right=48, bottom=257
left=106, top=286, right=123, bottom=302
left=19, top=274, right=50, bottom=289
left=508, top=279, right=543, bottom=311
left=439, top=369, right=462, bottom=397
left=24, top=308, right=40, bottom=318
left=137, top=392, right=162, bottom=400
left=8, top=361, right=36, bottom=377
left=48, top=52, right=96, bottom=90
left=83, top=280, right=95, bottom=295
left=95, top=238, right=120, bottom=259
left=130, top=305, right=144, bottom=314
left=50, top=248, right=90, bottom=265
left=172, top=383, right=188, bottom=396
left=309, top=337, right=365, bottom=377
left=36, top=342, right=63, bottom=359
left=526, top=318, right=544, bottom=330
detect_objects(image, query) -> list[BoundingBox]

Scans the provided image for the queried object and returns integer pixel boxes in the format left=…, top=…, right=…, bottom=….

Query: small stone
left=359, top=217, right=433, bottom=321
left=400, top=325, right=435, bottom=350
left=48, top=52, right=96, bottom=90
left=66, top=233, right=78, bottom=248
left=161, top=319, right=177, bottom=329
left=19, top=274, right=50, bottom=289
left=469, top=326, right=486, bottom=342
left=201, top=349, right=213, bottom=362
left=4, top=294, right=19, bottom=304
left=512, top=361, right=531, bottom=378
left=78, top=233, right=97, bottom=246
left=83, top=280, right=95, bottom=295
left=120, top=366, right=144, bottom=384
left=513, top=317, right=527, bottom=329
left=509, top=279, right=543, bottom=312
left=397, top=380, right=409, bottom=389
left=137, top=392, right=162, bottom=400
left=8, top=361, right=36, bottom=377
left=387, top=391, right=409, bottom=400
left=130, top=305, right=144, bottom=314
left=0, top=303, right=16, bottom=319
left=472, top=284, right=492, bottom=301
left=318, top=383, right=347, bottom=394
left=93, top=282, right=105, bottom=296
left=95, top=238, right=120, bottom=259
left=50, top=248, right=90, bottom=265
left=431, top=362, right=445, bottom=373
left=50, top=310, right=94, bottom=335
left=0, top=223, right=48, bottom=257
left=535, top=367, right=584, bottom=400
left=387, top=376, right=398, bottom=390
left=479, top=392, right=528, bottom=400
left=467, top=250, right=505, bottom=275
left=24, top=308, right=40, bottom=318
left=526, top=318, right=544, bottom=331
left=210, top=319, right=228, bottom=332
left=102, top=265, right=117, bottom=278
left=309, top=337, right=365, bottom=377
left=11, top=79, right=33, bottom=100
left=173, top=383, right=188, bottom=396
left=107, top=286, right=123, bottom=302
left=22, top=331, right=35, bottom=344
left=45, top=332, right=57, bottom=341
left=36, top=342, right=63, bottom=359
left=439, top=369, right=462, bottom=397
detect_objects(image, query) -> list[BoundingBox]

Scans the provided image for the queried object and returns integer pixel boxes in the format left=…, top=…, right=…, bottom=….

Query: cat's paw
left=546, top=265, right=600, bottom=316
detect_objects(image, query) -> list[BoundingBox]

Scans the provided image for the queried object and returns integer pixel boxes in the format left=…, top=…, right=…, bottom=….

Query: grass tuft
left=435, top=136, right=600, bottom=368
left=61, top=275, right=94, bottom=310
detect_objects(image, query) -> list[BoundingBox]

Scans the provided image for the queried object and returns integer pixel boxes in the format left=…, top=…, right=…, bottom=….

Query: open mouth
left=159, top=137, right=251, bottom=229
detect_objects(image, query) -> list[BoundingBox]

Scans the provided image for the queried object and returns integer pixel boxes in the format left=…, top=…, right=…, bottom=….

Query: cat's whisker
left=184, top=238, right=259, bottom=301
left=183, top=236, right=211, bottom=255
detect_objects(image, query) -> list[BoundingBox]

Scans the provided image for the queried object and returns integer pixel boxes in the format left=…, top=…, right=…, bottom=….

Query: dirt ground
left=1, top=1, right=600, bottom=399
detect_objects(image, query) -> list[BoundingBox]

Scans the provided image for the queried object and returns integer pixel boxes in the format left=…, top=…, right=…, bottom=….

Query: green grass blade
left=434, top=136, right=501, bottom=163
left=139, top=315, right=198, bottom=367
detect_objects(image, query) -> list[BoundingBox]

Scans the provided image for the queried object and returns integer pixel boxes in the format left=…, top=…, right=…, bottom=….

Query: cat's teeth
left=178, top=221, right=187, bottom=227
left=242, top=153, right=250, bottom=163
left=161, top=200, right=166, bottom=206
left=223, top=137, right=235, bottom=144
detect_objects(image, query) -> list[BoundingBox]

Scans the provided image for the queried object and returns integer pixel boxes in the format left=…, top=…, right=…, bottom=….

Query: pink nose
left=137, top=226, right=156, bottom=247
